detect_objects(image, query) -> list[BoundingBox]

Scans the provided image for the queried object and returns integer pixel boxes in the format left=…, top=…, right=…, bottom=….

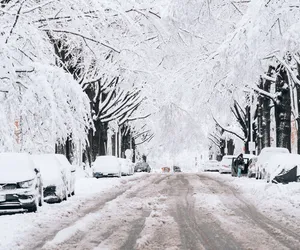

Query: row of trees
left=206, top=1, right=300, bottom=158
left=0, top=0, right=174, bottom=163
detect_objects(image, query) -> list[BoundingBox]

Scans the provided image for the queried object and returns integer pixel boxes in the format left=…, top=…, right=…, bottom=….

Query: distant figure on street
left=235, top=153, right=244, bottom=177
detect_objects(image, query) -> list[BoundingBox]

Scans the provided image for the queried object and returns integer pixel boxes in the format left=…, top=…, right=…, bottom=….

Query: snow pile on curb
left=212, top=173, right=300, bottom=219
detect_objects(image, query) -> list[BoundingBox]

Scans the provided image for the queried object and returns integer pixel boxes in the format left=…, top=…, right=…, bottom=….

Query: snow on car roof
left=31, top=154, right=63, bottom=185
left=260, top=147, right=289, bottom=153
left=0, top=153, right=36, bottom=182
left=0, top=153, right=33, bottom=171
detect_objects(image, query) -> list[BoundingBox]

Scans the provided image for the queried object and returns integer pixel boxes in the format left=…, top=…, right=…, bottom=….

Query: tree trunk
left=296, top=63, right=300, bottom=154
left=257, top=101, right=263, bottom=154
left=262, top=68, right=272, bottom=148
left=275, top=68, right=291, bottom=151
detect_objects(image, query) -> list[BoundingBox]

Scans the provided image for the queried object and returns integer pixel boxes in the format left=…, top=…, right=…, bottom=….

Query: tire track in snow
left=40, top=174, right=168, bottom=250
left=25, top=174, right=152, bottom=250
left=171, top=174, right=241, bottom=250
left=197, top=174, right=300, bottom=250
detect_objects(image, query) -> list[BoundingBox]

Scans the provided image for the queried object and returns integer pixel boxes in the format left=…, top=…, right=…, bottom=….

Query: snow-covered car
left=265, top=154, right=300, bottom=183
left=173, top=166, right=181, bottom=172
left=247, top=157, right=258, bottom=178
left=255, top=147, right=290, bottom=179
left=93, top=156, right=121, bottom=178
left=31, top=154, right=68, bottom=203
left=219, top=155, right=235, bottom=174
left=55, top=154, right=76, bottom=196
left=0, top=153, right=43, bottom=213
left=202, top=160, right=220, bottom=172
left=119, top=158, right=134, bottom=176
left=134, top=162, right=151, bottom=173
left=231, top=154, right=256, bottom=177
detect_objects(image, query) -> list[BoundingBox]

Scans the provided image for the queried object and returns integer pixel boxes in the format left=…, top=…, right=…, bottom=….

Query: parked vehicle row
left=92, top=156, right=142, bottom=178
left=0, top=153, right=75, bottom=214
left=201, top=147, right=300, bottom=184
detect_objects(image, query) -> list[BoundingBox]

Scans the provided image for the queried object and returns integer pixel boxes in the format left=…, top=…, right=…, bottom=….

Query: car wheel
left=28, top=198, right=38, bottom=213
left=71, top=190, right=75, bottom=196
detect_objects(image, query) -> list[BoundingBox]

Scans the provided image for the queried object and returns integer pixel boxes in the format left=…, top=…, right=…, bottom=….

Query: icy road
left=2, top=173, right=300, bottom=250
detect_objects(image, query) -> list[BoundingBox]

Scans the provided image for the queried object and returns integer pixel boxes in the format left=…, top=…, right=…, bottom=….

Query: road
left=24, top=173, right=300, bottom=250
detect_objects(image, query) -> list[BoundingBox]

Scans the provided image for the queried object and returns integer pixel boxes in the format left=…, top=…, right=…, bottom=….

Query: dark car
left=134, top=162, right=151, bottom=173
left=0, top=153, right=43, bottom=213
left=173, top=166, right=181, bottom=172
left=231, top=154, right=256, bottom=177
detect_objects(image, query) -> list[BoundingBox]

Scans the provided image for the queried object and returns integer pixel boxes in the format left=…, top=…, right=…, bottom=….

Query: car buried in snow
left=0, top=153, right=43, bottom=213
left=255, top=147, right=290, bottom=180
left=32, top=154, right=68, bottom=203
left=119, top=158, right=134, bottom=176
left=219, top=155, right=235, bottom=174
left=265, top=153, right=300, bottom=183
left=201, top=160, right=220, bottom=172
left=54, top=154, right=76, bottom=196
left=92, top=156, right=122, bottom=178
left=247, top=157, right=258, bottom=178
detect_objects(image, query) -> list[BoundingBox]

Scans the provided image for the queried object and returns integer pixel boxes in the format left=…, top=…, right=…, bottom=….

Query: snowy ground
left=0, top=170, right=300, bottom=250
left=0, top=167, right=149, bottom=250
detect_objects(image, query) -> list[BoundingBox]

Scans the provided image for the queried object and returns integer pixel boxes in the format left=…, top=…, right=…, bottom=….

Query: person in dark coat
left=235, top=153, right=244, bottom=177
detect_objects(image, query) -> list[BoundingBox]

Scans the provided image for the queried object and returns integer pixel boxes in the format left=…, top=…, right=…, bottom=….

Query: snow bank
left=205, top=173, right=300, bottom=220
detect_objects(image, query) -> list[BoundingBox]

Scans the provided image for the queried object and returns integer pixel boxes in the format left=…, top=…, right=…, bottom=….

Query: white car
left=119, top=158, right=134, bottom=176
left=93, top=156, right=121, bottom=178
left=266, top=154, right=300, bottom=183
left=202, top=160, right=220, bottom=172
left=255, top=147, right=290, bottom=179
left=219, top=155, right=235, bottom=174
left=0, top=153, right=43, bottom=213
left=55, top=154, right=76, bottom=196
left=32, top=154, right=68, bottom=203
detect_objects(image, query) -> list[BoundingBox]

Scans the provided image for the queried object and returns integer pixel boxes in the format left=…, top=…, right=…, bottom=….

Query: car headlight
left=18, top=179, right=34, bottom=188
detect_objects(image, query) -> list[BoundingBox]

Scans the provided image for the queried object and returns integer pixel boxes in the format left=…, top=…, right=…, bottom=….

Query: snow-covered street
left=1, top=172, right=299, bottom=250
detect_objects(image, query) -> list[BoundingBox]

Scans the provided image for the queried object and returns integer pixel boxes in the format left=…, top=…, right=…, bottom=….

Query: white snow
left=0, top=153, right=36, bottom=183
left=202, top=172, right=300, bottom=222
left=93, top=155, right=121, bottom=174
left=0, top=167, right=143, bottom=250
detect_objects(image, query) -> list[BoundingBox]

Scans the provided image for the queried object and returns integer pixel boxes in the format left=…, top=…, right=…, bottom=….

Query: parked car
left=219, top=155, right=235, bottom=174
left=93, top=156, right=121, bottom=178
left=32, top=154, right=68, bottom=203
left=161, top=167, right=171, bottom=173
left=134, top=161, right=151, bottom=173
left=231, top=154, right=256, bottom=177
left=255, top=147, right=290, bottom=179
left=202, top=160, right=220, bottom=172
left=55, top=154, right=76, bottom=196
left=264, top=154, right=300, bottom=183
left=0, top=153, right=43, bottom=213
left=247, top=157, right=258, bottom=178
left=173, top=166, right=181, bottom=172
left=119, top=158, right=134, bottom=176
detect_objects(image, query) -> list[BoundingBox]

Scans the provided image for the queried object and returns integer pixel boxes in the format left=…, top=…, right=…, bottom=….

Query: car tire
left=71, top=190, right=75, bottom=196
left=28, top=198, right=38, bottom=213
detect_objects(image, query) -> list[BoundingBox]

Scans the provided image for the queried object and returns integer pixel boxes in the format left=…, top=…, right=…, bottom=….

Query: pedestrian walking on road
left=235, top=153, right=244, bottom=177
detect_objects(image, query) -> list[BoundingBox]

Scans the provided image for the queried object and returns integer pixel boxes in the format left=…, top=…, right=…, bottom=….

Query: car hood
left=0, top=170, right=35, bottom=183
